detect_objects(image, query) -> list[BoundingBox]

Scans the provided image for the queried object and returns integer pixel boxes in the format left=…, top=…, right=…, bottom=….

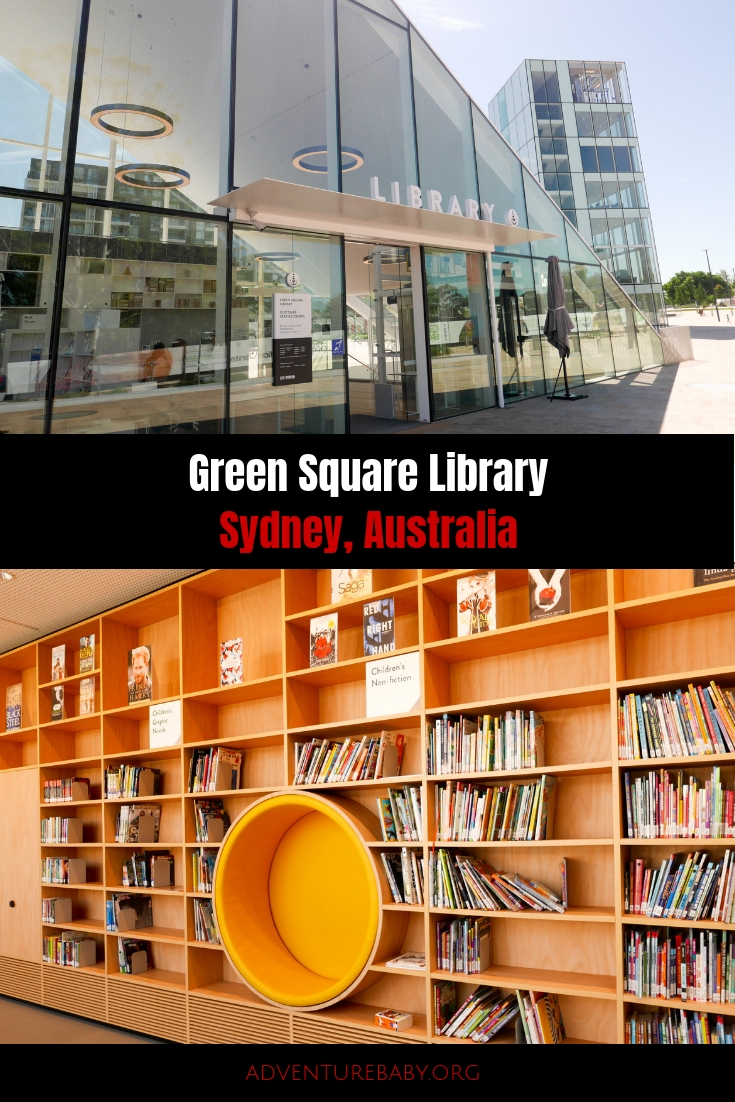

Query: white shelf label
left=365, top=651, right=421, bottom=718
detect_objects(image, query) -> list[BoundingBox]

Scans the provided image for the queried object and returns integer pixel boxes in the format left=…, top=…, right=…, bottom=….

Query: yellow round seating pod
left=213, top=791, right=408, bottom=1011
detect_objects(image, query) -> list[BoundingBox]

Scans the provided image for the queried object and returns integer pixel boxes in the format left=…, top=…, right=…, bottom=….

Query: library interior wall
left=1, top=568, right=734, bottom=1044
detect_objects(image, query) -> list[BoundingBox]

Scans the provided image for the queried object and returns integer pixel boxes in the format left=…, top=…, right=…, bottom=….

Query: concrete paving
left=366, top=315, right=735, bottom=435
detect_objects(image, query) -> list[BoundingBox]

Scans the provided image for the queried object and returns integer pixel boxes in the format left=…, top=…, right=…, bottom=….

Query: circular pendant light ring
left=115, top=163, right=190, bottom=189
left=292, top=145, right=364, bottom=173
left=91, top=103, right=174, bottom=139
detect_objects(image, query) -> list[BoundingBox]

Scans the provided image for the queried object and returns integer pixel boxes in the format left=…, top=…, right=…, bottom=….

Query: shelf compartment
left=102, top=590, right=180, bottom=712
left=613, top=570, right=697, bottom=604
left=616, top=580, right=735, bottom=630
left=294, top=998, right=428, bottom=1044
left=41, top=802, right=102, bottom=845
left=103, top=796, right=182, bottom=845
left=429, top=962, right=616, bottom=1000
left=41, top=885, right=106, bottom=928
left=102, top=748, right=181, bottom=800
left=287, top=646, right=420, bottom=689
left=0, top=731, right=37, bottom=770
left=39, top=718, right=100, bottom=764
left=39, top=676, right=100, bottom=727
left=425, top=608, right=609, bottom=663
left=430, top=906, right=615, bottom=923
left=103, top=711, right=183, bottom=759
left=617, top=600, right=735, bottom=684
left=284, top=568, right=417, bottom=618
left=184, top=792, right=263, bottom=844
left=425, top=629, right=609, bottom=713
left=181, top=570, right=282, bottom=694
left=183, top=690, right=283, bottom=749
left=286, top=586, right=418, bottom=671
left=184, top=739, right=284, bottom=794
left=0, top=642, right=37, bottom=732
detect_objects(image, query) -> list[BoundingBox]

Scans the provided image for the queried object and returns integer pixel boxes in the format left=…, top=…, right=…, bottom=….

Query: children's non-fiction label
left=366, top=651, right=421, bottom=718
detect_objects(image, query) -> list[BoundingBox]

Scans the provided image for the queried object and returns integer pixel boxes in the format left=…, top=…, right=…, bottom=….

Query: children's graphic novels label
left=528, top=569, right=571, bottom=621
left=366, top=651, right=421, bottom=717
left=150, top=699, right=182, bottom=748
left=363, top=597, right=395, bottom=655
left=457, top=572, right=496, bottom=636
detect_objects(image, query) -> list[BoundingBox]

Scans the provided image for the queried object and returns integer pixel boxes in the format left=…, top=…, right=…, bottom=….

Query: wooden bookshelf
left=0, top=568, right=734, bottom=1044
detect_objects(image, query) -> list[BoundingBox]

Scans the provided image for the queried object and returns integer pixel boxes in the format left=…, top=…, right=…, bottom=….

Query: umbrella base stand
left=548, top=355, right=587, bottom=402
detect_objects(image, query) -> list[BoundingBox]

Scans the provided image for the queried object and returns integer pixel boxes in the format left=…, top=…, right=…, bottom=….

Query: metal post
left=704, top=249, right=720, bottom=322
left=485, top=250, right=504, bottom=408
left=408, top=245, right=431, bottom=422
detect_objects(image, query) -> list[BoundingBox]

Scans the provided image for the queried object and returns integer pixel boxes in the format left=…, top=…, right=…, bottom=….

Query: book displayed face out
left=79, top=635, right=95, bottom=673
left=309, top=614, right=337, bottom=667
left=528, top=570, right=571, bottom=621
left=693, top=568, right=735, bottom=587
left=363, top=598, right=395, bottom=656
left=457, top=572, right=496, bottom=636
left=51, top=644, right=65, bottom=682
left=220, top=638, right=244, bottom=686
left=331, top=568, right=372, bottom=605
left=128, top=645, right=152, bottom=704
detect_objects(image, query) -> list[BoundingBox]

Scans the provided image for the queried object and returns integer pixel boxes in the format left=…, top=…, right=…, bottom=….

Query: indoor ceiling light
left=90, top=103, right=174, bottom=139
left=292, top=145, right=364, bottom=173
left=0, top=570, right=14, bottom=581
left=115, top=164, right=190, bottom=189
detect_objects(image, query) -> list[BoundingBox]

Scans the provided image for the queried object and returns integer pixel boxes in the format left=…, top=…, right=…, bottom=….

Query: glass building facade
left=489, top=60, right=664, bottom=327
left=0, top=2, right=664, bottom=433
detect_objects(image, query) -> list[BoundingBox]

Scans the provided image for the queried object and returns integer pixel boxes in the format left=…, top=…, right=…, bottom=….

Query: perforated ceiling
left=0, top=569, right=203, bottom=654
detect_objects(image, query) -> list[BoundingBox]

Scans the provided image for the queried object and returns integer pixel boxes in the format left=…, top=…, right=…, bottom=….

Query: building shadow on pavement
left=399, top=364, right=681, bottom=435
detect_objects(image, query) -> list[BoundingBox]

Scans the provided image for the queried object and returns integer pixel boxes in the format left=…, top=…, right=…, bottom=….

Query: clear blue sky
left=400, top=0, right=734, bottom=284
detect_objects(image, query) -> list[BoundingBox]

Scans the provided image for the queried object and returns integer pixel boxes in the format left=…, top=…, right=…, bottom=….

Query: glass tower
left=489, top=60, right=664, bottom=326
left=0, top=4, right=664, bottom=433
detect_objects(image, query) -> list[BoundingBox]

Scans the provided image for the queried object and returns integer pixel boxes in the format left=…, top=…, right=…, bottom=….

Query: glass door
left=345, top=241, right=418, bottom=430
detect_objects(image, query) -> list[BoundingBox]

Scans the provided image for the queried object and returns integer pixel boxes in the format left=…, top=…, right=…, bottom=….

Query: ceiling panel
left=0, top=569, right=203, bottom=654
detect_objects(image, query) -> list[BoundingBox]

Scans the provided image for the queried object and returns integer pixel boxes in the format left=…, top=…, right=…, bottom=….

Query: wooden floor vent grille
left=107, top=979, right=187, bottom=1043
left=293, top=1017, right=426, bottom=1045
left=188, top=994, right=290, bottom=1044
left=0, top=956, right=42, bottom=1004
left=42, top=964, right=106, bottom=1021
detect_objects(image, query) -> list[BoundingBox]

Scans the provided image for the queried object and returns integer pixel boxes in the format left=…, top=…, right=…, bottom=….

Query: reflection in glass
left=424, top=249, right=494, bottom=419
left=568, top=262, right=615, bottom=380
left=602, top=270, right=641, bottom=374
left=411, top=30, right=478, bottom=207
left=77, top=0, right=228, bottom=214
left=492, top=255, right=546, bottom=401
left=0, top=196, right=61, bottom=433
left=337, top=2, right=416, bottom=200
left=345, top=242, right=417, bottom=427
left=523, top=168, right=568, bottom=260
left=230, top=225, right=345, bottom=434
left=51, top=204, right=226, bottom=433
left=0, top=0, right=76, bottom=193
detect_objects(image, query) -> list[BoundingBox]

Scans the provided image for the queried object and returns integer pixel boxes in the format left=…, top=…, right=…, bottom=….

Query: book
left=193, top=897, right=220, bottom=943
left=428, top=849, right=565, bottom=913
left=377, top=796, right=398, bottom=841
left=105, top=764, right=161, bottom=799
left=43, top=932, right=96, bottom=968
left=375, top=1009, right=413, bottom=1032
left=618, top=682, right=735, bottom=759
left=694, top=569, right=735, bottom=587
left=331, top=568, right=372, bottom=605
left=79, top=634, right=95, bottom=673
left=43, top=777, right=90, bottom=803
left=51, top=685, right=64, bottom=722
left=381, top=849, right=425, bottom=904
left=623, top=766, right=735, bottom=839
left=363, top=598, right=395, bottom=656
left=121, top=850, right=173, bottom=889
left=149, top=700, right=181, bottom=748
left=79, top=677, right=95, bottom=715
left=293, top=731, right=404, bottom=785
left=128, top=645, right=152, bottom=704
left=41, top=817, right=83, bottom=843
left=192, top=847, right=218, bottom=893
left=220, top=637, right=243, bottom=686
left=434, top=980, right=456, bottom=1034
left=194, top=798, right=229, bottom=842
left=436, top=918, right=490, bottom=974
left=440, top=985, right=519, bottom=1042
left=42, top=897, right=73, bottom=924
left=434, top=775, right=557, bottom=842
left=188, top=746, right=243, bottom=792
left=560, top=858, right=568, bottom=910
left=385, top=952, right=425, bottom=970
left=108, top=893, right=153, bottom=932
left=516, top=990, right=566, bottom=1043
left=309, top=613, right=337, bottom=667
left=627, top=1007, right=735, bottom=1044
left=51, top=644, right=66, bottom=682
left=114, top=804, right=161, bottom=844
left=624, top=927, right=734, bottom=1003
left=117, top=937, right=150, bottom=975
left=5, top=683, right=21, bottom=732
left=528, top=570, right=571, bottom=621
left=41, top=857, right=86, bottom=884
left=457, top=572, right=496, bottom=636
left=426, top=710, right=544, bottom=775
left=377, top=786, right=422, bottom=841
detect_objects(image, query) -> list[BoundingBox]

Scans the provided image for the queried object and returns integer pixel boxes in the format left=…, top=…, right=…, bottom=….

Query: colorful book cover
left=5, top=683, right=22, bottom=732
left=51, top=685, right=64, bottom=722
left=363, top=597, right=395, bottom=656
left=528, top=570, right=571, bottom=621
left=309, top=614, right=337, bottom=667
left=377, top=796, right=398, bottom=840
left=220, top=637, right=243, bottom=686
left=331, top=568, right=372, bottom=605
left=79, top=677, right=95, bottom=715
left=694, top=568, right=735, bottom=587
left=434, top=980, right=456, bottom=1034
left=457, top=572, right=496, bottom=636
left=51, top=644, right=66, bottom=682
left=79, top=635, right=95, bottom=673
left=560, top=858, right=568, bottom=910
left=128, top=645, right=152, bottom=704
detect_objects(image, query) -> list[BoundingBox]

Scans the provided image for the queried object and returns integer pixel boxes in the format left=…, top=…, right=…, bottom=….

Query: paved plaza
left=364, top=312, right=735, bottom=435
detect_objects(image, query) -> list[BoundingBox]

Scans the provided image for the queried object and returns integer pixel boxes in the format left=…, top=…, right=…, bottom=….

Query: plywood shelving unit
left=0, top=568, right=733, bottom=1044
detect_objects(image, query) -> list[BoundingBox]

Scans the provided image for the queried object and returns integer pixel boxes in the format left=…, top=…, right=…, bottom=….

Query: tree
left=663, top=270, right=732, bottom=307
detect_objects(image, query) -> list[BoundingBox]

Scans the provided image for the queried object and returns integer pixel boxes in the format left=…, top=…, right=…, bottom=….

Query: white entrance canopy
left=210, top=179, right=556, bottom=250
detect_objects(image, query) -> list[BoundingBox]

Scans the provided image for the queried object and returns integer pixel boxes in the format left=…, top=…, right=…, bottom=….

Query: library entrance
left=345, top=241, right=418, bottom=432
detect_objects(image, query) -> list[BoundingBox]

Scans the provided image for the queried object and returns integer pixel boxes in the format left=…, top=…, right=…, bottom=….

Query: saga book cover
left=331, top=568, right=372, bottom=605
left=5, top=683, right=22, bottom=732
left=528, top=570, right=571, bottom=621
left=79, top=635, right=95, bottom=673
left=457, top=572, right=496, bottom=636
left=128, top=645, right=152, bottom=704
left=363, top=597, right=395, bottom=655
left=694, top=568, right=735, bottom=587
left=309, top=614, right=337, bottom=667
left=51, top=644, right=66, bottom=681
left=220, top=637, right=243, bottom=686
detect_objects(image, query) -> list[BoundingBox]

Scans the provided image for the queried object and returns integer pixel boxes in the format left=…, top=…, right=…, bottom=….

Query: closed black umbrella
left=544, top=255, right=586, bottom=401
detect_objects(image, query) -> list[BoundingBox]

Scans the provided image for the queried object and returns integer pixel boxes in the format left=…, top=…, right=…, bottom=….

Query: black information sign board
left=272, top=337, right=313, bottom=386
